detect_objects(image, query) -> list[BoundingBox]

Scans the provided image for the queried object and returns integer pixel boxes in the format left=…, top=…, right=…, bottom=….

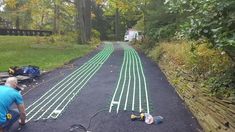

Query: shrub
left=148, top=45, right=164, bottom=62
left=91, top=29, right=101, bottom=39
left=146, top=40, right=235, bottom=99
left=89, top=29, right=101, bottom=45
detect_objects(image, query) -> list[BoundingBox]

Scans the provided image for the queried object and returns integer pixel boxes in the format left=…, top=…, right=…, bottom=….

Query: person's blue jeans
left=0, top=109, right=20, bottom=130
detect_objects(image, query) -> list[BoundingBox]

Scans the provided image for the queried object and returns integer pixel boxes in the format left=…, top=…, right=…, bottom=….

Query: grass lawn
left=0, top=36, right=93, bottom=72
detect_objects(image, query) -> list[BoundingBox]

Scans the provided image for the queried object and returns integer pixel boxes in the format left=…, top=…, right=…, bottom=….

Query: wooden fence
left=0, top=28, right=52, bottom=36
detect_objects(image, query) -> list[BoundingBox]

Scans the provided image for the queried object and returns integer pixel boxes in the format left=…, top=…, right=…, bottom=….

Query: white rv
left=124, top=29, right=143, bottom=42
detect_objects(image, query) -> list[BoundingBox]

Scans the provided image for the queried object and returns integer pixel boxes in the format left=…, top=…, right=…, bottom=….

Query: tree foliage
left=96, top=0, right=146, bottom=40
left=0, top=0, right=234, bottom=49
left=143, top=0, right=235, bottom=54
left=139, top=0, right=235, bottom=97
left=1, top=0, right=76, bottom=33
left=167, top=0, right=235, bottom=49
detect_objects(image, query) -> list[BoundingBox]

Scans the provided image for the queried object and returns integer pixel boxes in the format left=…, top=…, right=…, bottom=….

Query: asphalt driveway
left=10, top=42, right=201, bottom=132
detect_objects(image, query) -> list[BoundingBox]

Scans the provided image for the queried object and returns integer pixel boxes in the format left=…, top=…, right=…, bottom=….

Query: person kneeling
left=0, top=77, right=26, bottom=132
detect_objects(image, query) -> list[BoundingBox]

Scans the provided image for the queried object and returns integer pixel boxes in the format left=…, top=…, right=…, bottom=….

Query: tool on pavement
left=131, top=112, right=164, bottom=125
left=131, top=112, right=145, bottom=121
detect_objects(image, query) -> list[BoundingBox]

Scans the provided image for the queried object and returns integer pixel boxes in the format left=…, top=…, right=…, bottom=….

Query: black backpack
left=8, top=66, right=24, bottom=76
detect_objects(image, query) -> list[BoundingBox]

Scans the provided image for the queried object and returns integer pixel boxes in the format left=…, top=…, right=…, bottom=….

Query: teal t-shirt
left=0, top=85, right=23, bottom=124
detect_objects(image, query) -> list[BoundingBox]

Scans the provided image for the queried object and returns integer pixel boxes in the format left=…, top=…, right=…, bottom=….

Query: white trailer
left=124, top=29, right=143, bottom=42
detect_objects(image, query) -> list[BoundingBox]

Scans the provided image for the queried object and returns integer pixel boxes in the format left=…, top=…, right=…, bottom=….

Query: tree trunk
left=16, top=16, right=20, bottom=29
left=23, top=10, right=32, bottom=29
left=53, top=3, right=60, bottom=34
left=85, top=0, right=91, bottom=41
left=143, top=0, right=146, bottom=36
left=75, top=0, right=80, bottom=43
left=40, top=13, right=45, bottom=30
left=78, top=0, right=86, bottom=43
left=53, top=4, right=57, bottom=33
left=76, top=0, right=92, bottom=44
left=115, top=8, right=120, bottom=41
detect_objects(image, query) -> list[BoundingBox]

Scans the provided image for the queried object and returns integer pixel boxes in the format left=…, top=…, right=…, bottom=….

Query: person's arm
left=0, top=126, right=3, bottom=132
left=17, top=104, right=26, bottom=125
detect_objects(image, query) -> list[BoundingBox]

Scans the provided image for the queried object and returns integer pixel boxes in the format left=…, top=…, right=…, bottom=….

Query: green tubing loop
left=27, top=44, right=114, bottom=121
left=109, top=43, right=150, bottom=114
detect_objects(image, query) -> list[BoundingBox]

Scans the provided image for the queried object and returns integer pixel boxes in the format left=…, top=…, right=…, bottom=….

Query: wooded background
left=0, top=0, right=234, bottom=131
left=0, top=0, right=146, bottom=43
